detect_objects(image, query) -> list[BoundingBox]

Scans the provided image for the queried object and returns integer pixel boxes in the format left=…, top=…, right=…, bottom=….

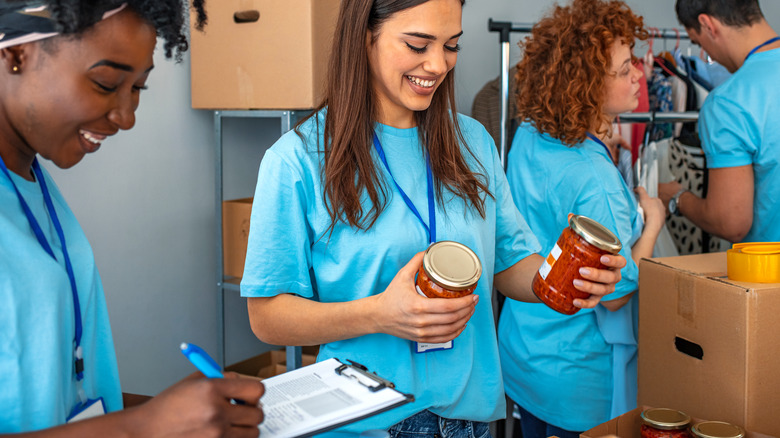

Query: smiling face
left=366, top=0, right=462, bottom=128
left=602, top=40, right=643, bottom=119
left=0, top=8, right=156, bottom=173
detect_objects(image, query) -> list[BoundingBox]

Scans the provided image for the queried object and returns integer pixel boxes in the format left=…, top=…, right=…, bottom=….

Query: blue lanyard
left=0, top=156, right=85, bottom=382
left=745, top=36, right=780, bottom=62
left=372, top=132, right=436, bottom=244
left=586, top=132, right=614, bottom=163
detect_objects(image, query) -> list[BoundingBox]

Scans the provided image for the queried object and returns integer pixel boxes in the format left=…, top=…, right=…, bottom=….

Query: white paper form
left=258, top=358, right=412, bottom=438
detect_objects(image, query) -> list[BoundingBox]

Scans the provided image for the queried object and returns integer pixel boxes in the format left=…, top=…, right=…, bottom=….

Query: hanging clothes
left=647, top=66, right=674, bottom=141
left=621, top=59, right=651, bottom=164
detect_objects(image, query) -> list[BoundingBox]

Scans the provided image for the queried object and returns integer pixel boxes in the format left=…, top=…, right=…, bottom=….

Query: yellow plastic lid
left=726, top=242, right=780, bottom=283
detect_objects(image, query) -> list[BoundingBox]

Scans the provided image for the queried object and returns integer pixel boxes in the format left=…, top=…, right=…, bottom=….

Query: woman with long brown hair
left=241, top=0, right=626, bottom=435
left=498, top=0, right=665, bottom=436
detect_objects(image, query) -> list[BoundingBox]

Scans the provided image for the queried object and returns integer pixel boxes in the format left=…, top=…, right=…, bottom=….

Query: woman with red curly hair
left=497, top=0, right=666, bottom=436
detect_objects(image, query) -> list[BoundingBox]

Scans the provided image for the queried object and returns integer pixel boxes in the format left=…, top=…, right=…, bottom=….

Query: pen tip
left=180, top=342, right=188, bottom=350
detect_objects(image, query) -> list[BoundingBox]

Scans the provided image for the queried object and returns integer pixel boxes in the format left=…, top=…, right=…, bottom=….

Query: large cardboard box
left=581, top=406, right=775, bottom=438
left=222, top=198, right=253, bottom=279
left=190, top=0, right=340, bottom=109
left=638, top=253, right=780, bottom=436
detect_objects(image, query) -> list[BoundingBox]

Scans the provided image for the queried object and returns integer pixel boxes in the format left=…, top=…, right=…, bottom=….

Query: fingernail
left=579, top=267, right=591, bottom=276
left=600, top=255, right=610, bottom=264
left=573, top=279, right=584, bottom=288
left=473, top=294, right=479, bottom=303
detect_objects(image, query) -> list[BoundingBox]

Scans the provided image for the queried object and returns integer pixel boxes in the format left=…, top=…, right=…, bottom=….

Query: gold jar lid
left=569, top=214, right=622, bottom=253
left=691, top=421, right=745, bottom=438
left=422, top=241, right=482, bottom=291
left=640, top=408, right=692, bottom=430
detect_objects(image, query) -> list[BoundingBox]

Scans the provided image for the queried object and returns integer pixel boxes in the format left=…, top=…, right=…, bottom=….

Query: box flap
left=644, top=252, right=727, bottom=276
left=643, top=253, right=780, bottom=291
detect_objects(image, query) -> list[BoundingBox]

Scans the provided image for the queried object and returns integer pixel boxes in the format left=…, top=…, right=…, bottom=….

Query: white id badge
left=414, top=284, right=454, bottom=353
left=67, top=397, right=106, bottom=423
left=415, top=340, right=453, bottom=353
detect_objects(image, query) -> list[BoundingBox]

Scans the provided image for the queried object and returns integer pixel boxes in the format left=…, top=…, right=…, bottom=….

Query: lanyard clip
left=74, top=345, right=84, bottom=380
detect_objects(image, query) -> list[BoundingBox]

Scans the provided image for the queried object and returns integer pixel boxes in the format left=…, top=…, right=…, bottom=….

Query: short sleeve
left=489, top=132, right=542, bottom=272
left=700, top=94, right=757, bottom=169
left=240, top=148, right=314, bottom=299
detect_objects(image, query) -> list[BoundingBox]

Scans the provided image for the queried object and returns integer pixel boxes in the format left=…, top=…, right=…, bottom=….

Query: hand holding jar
left=372, top=251, right=478, bottom=344
left=533, top=215, right=626, bottom=313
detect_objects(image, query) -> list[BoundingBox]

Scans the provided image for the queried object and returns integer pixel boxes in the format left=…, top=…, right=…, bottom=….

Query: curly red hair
left=515, top=0, right=647, bottom=145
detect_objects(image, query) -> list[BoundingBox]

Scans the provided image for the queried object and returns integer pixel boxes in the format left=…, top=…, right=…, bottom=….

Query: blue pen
left=180, top=342, right=224, bottom=378
left=180, top=343, right=249, bottom=405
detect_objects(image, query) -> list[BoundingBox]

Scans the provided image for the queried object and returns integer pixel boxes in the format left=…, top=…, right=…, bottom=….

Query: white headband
left=0, top=3, right=128, bottom=50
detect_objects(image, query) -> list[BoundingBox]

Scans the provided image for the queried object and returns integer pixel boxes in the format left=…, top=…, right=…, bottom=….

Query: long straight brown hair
left=297, top=0, right=491, bottom=234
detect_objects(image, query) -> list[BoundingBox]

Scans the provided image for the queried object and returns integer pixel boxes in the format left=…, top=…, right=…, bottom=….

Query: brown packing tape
left=676, top=270, right=696, bottom=325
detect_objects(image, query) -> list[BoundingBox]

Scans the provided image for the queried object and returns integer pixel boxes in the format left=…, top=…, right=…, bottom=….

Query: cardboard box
left=190, top=0, right=340, bottom=109
left=226, top=346, right=319, bottom=379
left=222, top=198, right=253, bottom=279
left=638, top=253, right=780, bottom=436
left=581, top=406, right=776, bottom=438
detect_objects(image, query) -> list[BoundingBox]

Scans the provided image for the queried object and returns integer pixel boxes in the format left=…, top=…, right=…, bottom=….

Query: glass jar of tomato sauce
left=690, top=421, right=745, bottom=438
left=640, top=408, right=692, bottom=438
left=532, top=214, right=622, bottom=315
left=416, top=241, right=482, bottom=298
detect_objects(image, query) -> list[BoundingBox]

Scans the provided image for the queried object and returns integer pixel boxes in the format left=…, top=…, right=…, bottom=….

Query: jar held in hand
left=532, top=214, right=622, bottom=315
left=415, top=241, right=481, bottom=299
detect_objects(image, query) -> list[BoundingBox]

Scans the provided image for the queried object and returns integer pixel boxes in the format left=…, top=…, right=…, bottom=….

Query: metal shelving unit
left=214, top=110, right=302, bottom=370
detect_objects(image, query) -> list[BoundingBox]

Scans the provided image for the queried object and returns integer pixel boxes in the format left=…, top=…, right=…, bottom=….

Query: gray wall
left=45, top=0, right=780, bottom=396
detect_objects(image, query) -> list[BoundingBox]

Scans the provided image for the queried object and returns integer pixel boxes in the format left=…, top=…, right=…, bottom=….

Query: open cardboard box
left=226, top=346, right=319, bottom=379
left=638, top=253, right=780, bottom=436
left=581, top=406, right=776, bottom=438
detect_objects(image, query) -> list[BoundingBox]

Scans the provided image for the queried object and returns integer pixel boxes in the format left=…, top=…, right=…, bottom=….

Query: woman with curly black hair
left=0, top=1, right=264, bottom=436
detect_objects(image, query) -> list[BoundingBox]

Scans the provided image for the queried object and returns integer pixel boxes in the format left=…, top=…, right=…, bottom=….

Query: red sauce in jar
left=532, top=215, right=622, bottom=315
left=415, top=241, right=481, bottom=299
left=641, top=424, right=691, bottom=438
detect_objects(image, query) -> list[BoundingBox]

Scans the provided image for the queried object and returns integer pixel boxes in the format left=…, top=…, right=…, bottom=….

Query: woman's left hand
left=571, top=254, right=627, bottom=309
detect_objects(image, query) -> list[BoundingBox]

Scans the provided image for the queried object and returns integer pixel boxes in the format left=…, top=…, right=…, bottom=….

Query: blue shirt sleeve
left=483, top=127, right=541, bottom=273
left=240, top=146, right=315, bottom=299
left=700, top=93, right=757, bottom=169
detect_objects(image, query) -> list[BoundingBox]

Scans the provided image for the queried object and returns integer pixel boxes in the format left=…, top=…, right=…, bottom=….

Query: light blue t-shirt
left=241, top=109, right=541, bottom=433
left=0, top=164, right=122, bottom=432
left=699, top=48, right=780, bottom=242
left=498, top=123, right=643, bottom=432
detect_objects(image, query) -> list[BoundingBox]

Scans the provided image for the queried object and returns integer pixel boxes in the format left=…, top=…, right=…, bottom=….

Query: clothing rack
left=487, top=19, right=694, bottom=168
left=619, top=111, right=699, bottom=123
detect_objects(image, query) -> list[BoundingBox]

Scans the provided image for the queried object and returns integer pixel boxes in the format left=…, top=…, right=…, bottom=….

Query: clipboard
left=258, top=358, right=414, bottom=438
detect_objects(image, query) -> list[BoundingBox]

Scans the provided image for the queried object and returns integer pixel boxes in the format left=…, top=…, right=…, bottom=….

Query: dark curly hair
left=13, top=0, right=207, bottom=61
left=515, top=0, right=646, bottom=146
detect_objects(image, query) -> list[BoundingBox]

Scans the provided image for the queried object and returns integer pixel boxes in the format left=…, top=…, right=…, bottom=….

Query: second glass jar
left=532, top=214, right=622, bottom=315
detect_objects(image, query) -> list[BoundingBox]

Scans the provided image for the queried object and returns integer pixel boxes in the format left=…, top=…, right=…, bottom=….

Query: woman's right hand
left=372, top=252, right=478, bottom=344
left=131, top=372, right=264, bottom=438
